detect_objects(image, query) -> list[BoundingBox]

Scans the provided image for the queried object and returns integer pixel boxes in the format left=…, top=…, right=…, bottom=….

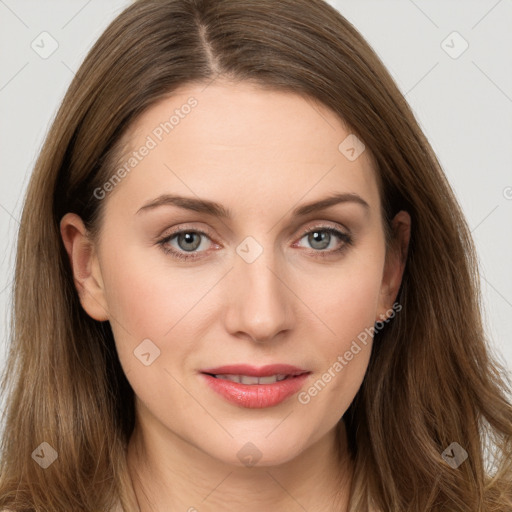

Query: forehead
left=105, top=80, right=380, bottom=216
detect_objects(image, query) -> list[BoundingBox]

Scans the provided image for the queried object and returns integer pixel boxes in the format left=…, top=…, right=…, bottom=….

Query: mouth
left=200, top=363, right=310, bottom=380
left=203, top=373, right=307, bottom=384
left=199, top=364, right=311, bottom=408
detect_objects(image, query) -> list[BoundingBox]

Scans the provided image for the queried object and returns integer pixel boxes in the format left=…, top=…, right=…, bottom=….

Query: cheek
left=99, top=259, right=201, bottom=413
left=100, top=242, right=205, bottom=334
left=297, top=286, right=376, bottom=427
left=297, top=251, right=384, bottom=415
left=99, top=245, right=224, bottom=378
left=314, top=252, right=385, bottom=339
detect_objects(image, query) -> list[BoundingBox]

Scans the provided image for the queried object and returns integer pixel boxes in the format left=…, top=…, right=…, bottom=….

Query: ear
left=60, top=213, right=109, bottom=322
left=376, top=210, right=411, bottom=321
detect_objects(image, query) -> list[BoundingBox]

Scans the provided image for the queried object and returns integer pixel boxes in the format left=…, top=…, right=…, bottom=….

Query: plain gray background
left=1, top=0, right=511, bottom=420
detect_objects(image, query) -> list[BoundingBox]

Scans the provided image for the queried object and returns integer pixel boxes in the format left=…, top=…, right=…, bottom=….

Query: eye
left=157, top=224, right=353, bottom=261
left=294, top=225, right=353, bottom=258
left=157, top=229, right=214, bottom=261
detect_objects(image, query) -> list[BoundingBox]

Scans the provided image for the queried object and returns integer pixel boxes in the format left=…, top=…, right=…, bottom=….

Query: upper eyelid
left=161, top=220, right=350, bottom=241
left=160, top=222, right=350, bottom=251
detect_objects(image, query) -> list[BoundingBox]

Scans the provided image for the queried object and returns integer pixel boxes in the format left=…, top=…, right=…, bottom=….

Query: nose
left=223, top=245, right=294, bottom=344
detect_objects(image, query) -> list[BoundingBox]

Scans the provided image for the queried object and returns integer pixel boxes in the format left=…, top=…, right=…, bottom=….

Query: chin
left=207, top=435, right=309, bottom=470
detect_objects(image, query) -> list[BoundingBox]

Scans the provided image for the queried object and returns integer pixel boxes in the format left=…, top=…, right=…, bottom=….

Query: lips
left=200, top=364, right=309, bottom=378
left=212, top=374, right=289, bottom=384
left=200, top=364, right=311, bottom=408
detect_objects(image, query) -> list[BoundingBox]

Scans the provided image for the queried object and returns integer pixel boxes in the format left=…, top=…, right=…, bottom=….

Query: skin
left=61, top=80, right=410, bottom=512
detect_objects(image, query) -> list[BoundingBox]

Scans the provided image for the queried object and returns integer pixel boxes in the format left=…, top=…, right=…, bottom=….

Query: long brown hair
left=1, top=0, right=511, bottom=510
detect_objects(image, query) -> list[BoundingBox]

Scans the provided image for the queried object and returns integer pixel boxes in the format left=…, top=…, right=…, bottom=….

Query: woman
left=0, top=0, right=511, bottom=510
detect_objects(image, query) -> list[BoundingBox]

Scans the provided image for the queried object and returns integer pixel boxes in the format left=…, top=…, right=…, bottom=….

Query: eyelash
left=157, top=224, right=353, bottom=262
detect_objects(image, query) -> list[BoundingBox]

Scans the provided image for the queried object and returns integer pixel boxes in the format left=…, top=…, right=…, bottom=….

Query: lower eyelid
left=295, top=228, right=351, bottom=250
left=159, top=226, right=351, bottom=258
left=161, top=230, right=214, bottom=250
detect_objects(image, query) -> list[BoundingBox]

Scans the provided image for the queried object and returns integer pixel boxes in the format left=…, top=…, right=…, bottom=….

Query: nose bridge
left=225, top=235, right=292, bottom=342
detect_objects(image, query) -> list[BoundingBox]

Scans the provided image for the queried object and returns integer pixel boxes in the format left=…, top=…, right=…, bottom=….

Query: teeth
left=240, top=375, right=259, bottom=385
left=259, top=375, right=279, bottom=384
left=213, top=374, right=289, bottom=384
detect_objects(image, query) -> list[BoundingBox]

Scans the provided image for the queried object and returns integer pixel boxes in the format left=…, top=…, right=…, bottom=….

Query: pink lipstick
left=200, top=364, right=311, bottom=408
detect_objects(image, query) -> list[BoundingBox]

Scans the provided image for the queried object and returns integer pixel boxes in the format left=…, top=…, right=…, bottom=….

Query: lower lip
left=201, top=373, right=310, bottom=408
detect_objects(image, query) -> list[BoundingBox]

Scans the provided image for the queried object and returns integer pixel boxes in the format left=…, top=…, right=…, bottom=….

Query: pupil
left=309, top=231, right=329, bottom=250
left=179, top=232, right=200, bottom=251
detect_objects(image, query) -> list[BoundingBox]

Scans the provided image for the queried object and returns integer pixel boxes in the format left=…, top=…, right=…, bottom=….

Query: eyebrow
left=136, top=192, right=370, bottom=218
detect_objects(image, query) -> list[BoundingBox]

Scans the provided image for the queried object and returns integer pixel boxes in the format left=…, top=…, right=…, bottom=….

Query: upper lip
left=201, top=364, right=309, bottom=377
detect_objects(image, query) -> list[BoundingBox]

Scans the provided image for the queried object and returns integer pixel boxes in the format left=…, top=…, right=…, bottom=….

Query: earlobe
left=59, top=213, right=110, bottom=322
left=377, top=210, right=411, bottom=320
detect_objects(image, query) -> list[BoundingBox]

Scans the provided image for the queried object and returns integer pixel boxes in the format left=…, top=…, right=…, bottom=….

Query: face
left=61, top=80, right=408, bottom=468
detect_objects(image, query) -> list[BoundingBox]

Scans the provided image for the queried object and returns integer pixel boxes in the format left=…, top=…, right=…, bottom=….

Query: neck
left=127, top=411, right=353, bottom=512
